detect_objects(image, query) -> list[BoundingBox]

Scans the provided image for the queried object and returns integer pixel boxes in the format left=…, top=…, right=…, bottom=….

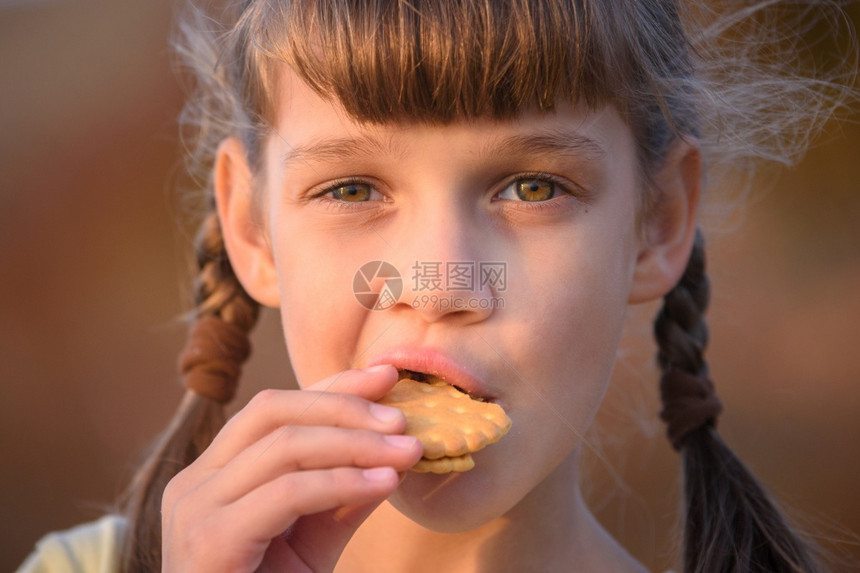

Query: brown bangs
left=248, top=0, right=642, bottom=124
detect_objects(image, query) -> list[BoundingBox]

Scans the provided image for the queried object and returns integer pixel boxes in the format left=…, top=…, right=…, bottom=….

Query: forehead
left=269, top=68, right=632, bottom=165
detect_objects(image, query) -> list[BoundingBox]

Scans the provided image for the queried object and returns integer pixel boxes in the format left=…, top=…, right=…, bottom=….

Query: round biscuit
left=413, top=454, right=475, bottom=473
left=378, top=378, right=512, bottom=467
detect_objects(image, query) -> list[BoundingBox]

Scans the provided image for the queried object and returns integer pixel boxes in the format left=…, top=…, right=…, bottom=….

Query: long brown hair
left=120, top=1, right=856, bottom=570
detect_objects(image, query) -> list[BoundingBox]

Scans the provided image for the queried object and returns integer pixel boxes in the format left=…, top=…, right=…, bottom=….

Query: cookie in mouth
left=377, top=370, right=511, bottom=473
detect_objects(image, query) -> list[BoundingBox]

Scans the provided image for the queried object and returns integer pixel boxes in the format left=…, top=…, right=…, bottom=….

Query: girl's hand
left=161, top=364, right=421, bottom=572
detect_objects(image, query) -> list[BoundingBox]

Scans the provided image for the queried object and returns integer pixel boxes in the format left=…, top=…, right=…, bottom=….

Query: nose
left=405, top=259, right=506, bottom=323
left=388, top=214, right=504, bottom=325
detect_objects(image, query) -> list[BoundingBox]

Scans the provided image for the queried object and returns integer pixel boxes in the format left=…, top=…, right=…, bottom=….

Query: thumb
left=305, top=364, right=400, bottom=402
left=286, top=499, right=384, bottom=571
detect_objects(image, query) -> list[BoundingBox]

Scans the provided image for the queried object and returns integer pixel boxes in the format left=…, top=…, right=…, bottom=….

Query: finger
left=205, top=427, right=420, bottom=505
left=304, top=363, right=398, bottom=400
left=200, top=371, right=403, bottom=468
left=222, top=466, right=400, bottom=550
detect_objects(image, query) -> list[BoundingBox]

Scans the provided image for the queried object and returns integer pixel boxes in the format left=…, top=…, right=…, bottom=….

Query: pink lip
left=365, top=348, right=497, bottom=401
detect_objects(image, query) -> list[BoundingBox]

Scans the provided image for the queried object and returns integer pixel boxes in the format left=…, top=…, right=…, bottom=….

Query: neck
left=336, top=452, right=645, bottom=573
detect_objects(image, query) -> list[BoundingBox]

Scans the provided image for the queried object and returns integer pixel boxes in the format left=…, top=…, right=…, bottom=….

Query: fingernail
left=369, top=402, right=402, bottom=423
left=363, top=467, right=396, bottom=482
left=384, top=434, right=418, bottom=450
left=364, top=364, right=392, bottom=374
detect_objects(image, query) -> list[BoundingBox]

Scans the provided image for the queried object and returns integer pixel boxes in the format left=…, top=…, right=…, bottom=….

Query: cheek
left=270, top=227, right=368, bottom=386
left=512, top=218, right=637, bottom=422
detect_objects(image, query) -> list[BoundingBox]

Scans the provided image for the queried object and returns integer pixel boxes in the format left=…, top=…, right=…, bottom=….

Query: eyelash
left=311, top=173, right=587, bottom=209
left=311, top=177, right=385, bottom=211
left=495, top=172, right=583, bottom=202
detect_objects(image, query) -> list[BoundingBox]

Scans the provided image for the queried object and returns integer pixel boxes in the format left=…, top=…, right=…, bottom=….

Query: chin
left=389, top=461, right=519, bottom=533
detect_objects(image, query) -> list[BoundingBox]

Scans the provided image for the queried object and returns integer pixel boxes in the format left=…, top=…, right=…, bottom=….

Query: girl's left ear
left=628, top=140, right=702, bottom=304
left=213, top=137, right=281, bottom=308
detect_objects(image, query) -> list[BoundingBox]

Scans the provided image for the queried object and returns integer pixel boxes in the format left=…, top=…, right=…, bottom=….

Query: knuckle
left=353, top=430, right=399, bottom=462
left=162, top=471, right=187, bottom=513
left=330, top=391, right=356, bottom=411
left=162, top=469, right=201, bottom=522
left=315, top=390, right=364, bottom=421
left=267, top=473, right=305, bottom=513
left=286, top=469, right=351, bottom=512
left=330, top=467, right=371, bottom=498
left=343, top=440, right=377, bottom=467
left=273, top=423, right=299, bottom=443
left=325, top=369, right=363, bottom=393
left=248, top=387, right=280, bottom=412
left=352, top=427, right=380, bottom=444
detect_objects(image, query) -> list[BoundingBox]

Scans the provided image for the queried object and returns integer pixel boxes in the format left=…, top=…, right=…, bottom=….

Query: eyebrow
left=478, top=130, right=607, bottom=162
left=281, top=133, right=399, bottom=170
left=281, top=128, right=606, bottom=170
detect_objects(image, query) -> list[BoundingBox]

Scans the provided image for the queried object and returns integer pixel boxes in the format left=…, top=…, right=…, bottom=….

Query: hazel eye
left=498, top=178, right=559, bottom=202
left=327, top=182, right=381, bottom=202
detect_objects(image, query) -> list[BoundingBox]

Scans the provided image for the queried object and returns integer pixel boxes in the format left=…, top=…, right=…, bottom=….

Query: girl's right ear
left=213, top=137, right=280, bottom=308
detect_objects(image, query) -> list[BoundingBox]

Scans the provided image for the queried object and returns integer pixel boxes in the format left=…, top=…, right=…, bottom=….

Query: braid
left=192, top=212, right=259, bottom=329
left=655, top=229, right=821, bottom=573
left=120, top=210, right=260, bottom=572
left=654, top=229, right=709, bottom=379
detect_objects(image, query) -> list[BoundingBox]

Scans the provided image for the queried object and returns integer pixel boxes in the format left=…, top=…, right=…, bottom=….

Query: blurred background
left=1, top=1, right=858, bottom=571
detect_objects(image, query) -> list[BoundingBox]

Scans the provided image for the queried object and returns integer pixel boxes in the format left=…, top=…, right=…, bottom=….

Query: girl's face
left=221, top=70, right=693, bottom=532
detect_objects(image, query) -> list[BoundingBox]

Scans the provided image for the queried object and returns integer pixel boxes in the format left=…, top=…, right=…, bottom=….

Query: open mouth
left=397, top=368, right=485, bottom=402
left=382, top=369, right=511, bottom=474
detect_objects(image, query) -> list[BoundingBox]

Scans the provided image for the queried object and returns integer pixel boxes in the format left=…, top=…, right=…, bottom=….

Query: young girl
left=18, top=0, right=856, bottom=571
